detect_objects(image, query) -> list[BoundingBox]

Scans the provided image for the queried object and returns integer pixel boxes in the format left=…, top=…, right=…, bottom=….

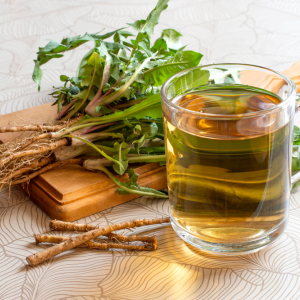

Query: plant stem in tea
left=164, top=87, right=291, bottom=243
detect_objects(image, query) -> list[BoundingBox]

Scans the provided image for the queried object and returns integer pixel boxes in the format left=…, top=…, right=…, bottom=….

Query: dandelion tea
left=164, top=87, right=291, bottom=243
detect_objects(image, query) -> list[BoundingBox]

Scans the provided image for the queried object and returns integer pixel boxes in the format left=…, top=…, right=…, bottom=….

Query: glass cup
left=161, top=63, right=298, bottom=255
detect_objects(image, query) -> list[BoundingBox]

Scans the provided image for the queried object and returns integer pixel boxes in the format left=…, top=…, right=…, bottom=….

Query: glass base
left=171, top=217, right=287, bottom=256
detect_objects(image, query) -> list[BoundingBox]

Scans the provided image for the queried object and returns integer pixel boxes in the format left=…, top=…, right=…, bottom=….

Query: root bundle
left=27, top=217, right=170, bottom=266
left=0, top=117, right=83, bottom=189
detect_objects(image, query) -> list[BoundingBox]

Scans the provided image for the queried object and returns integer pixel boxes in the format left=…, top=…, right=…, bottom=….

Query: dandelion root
left=0, top=138, right=68, bottom=166
left=49, top=220, right=157, bottom=244
left=0, top=114, right=83, bottom=133
left=0, top=156, right=52, bottom=185
left=11, top=158, right=83, bottom=185
left=26, top=217, right=170, bottom=266
left=34, top=234, right=157, bottom=251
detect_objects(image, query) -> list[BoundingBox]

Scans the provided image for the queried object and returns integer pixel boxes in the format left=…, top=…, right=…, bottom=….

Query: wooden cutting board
left=0, top=103, right=167, bottom=221
left=1, top=61, right=299, bottom=221
left=18, top=162, right=166, bottom=221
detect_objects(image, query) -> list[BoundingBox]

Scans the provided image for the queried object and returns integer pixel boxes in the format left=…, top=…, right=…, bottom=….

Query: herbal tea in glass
left=161, top=64, right=296, bottom=254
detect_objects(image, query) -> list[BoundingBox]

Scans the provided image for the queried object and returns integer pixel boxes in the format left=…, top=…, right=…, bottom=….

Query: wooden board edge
left=19, top=169, right=167, bottom=221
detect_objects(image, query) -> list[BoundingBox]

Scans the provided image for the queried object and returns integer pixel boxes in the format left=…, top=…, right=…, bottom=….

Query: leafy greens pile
left=29, top=0, right=205, bottom=197
left=33, top=0, right=202, bottom=121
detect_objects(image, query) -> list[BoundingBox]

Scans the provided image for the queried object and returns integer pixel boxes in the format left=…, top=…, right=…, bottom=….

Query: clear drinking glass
left=161, top=63, right=298, bottom=255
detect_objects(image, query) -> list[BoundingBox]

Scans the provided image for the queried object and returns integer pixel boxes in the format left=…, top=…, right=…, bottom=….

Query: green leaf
left=119, top=49, right=129, bottom=62
left=60, top=33, right=94, bottom=49
left=138, top=37, right=151, bottom=57
left=87, top=51, right=101, bottom=66
left=101, top=40, right=128, bottom=53
left=37, top=40, right=68, bottom=54
left=117, top=168, right=167, bottom=197
left=109, top=53, right=122, bottom=64
left=114, top=30, right=135, bottom=40
left=96, top=57, right=153, bottom=108
left=151, top=38, right=168, bottom=53
left=293, top=125, right=300, bottom=142
left=88, top=164, right=168, bottom=198
left=133, top=135, right=146, bottom=153
left=139, top=147, right=165, bottom=154
left=127, top=0, right=169, bottom=35
left=144, top=50, right=203, bottom=86
left=33, top=29, right=124, bottom=90
left=90, top=28, right=125, bottom=40
left=95, top=105, right=112, bottom=115
left=72, top=93, right=162, bottom=129
left=170, top=68, right=210, bottom=96
left=128, top=32, right=149, bottom=64
left=32, top=61, right=43, bottom=91
left=77, top=50, right=93, bottom=76
left=141, top=122, right=158, bottom=138
left=292, top=145, right=300, bottom=171
left=112, top=142, right=130, bottom=174
left=60, top=75, right=69, bottom=82
left=70, top=77, right=81, bottom=85
left=33, top=53, right=64, bottom=90
left=114, top=30, right=135, bottom=47
left=74, top=89, right=88, bottom=99
left=161, top=29, right=182, bottom=50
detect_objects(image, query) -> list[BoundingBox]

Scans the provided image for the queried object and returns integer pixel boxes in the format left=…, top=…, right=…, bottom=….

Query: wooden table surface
left=1, top=0, right=300, bottom=299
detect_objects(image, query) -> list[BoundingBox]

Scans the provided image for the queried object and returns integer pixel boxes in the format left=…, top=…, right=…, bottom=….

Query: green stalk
left=101, top=124, right=127, bottom=133
left=96, top=58, right=152, bottom=106
left=67, top=122, right=116, bottom=133
left=64, top=135, right=123, bottom=168
left=91, top=164, right=168, bottom=198
left=154, top=133, right=164, bottom=138
left=60, top=55, right=97, bottom=121
left=72, top=94, right=161, bottom=127
left=127, top=154, right=165, bottom=163
left=70, top=132, right=123, bottom=146
left=57, top=80, right=68, bottom=113
left=85, top=154, right=165, bottom=166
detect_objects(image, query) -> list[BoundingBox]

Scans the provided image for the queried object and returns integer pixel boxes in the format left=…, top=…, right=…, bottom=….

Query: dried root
left=0, top=115, right=85, bottom=189
left=11, top=158, right=83, bottom=185
left=0, top=156, right=52, bottom=186
left=49, top=220, right=98, bottom=231
left=49, top=220, right=157, bottom=244
left=0, top=114, right=83, bottom=133
left=27, top=217, right=170, bottom=266
left=34, top=234, right=157, bottom=251
left=0, top=138, right=68, bottom=167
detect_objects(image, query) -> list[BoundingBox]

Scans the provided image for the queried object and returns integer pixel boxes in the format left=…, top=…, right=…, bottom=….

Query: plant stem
left=112, top=98, right=145, bottom=109
left=88, top=163, right=168, bottom=198
left=60, top=56, right=97, bottom=121
left=95, top=58, right=152, bottom=106
left=64, top=135, right=123, bottom=168
left=83, top=154, right=165, bottom=169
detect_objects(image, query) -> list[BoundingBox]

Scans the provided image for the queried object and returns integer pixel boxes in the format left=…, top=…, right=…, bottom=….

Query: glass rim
left=160, top=63, right=297, bottom=120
